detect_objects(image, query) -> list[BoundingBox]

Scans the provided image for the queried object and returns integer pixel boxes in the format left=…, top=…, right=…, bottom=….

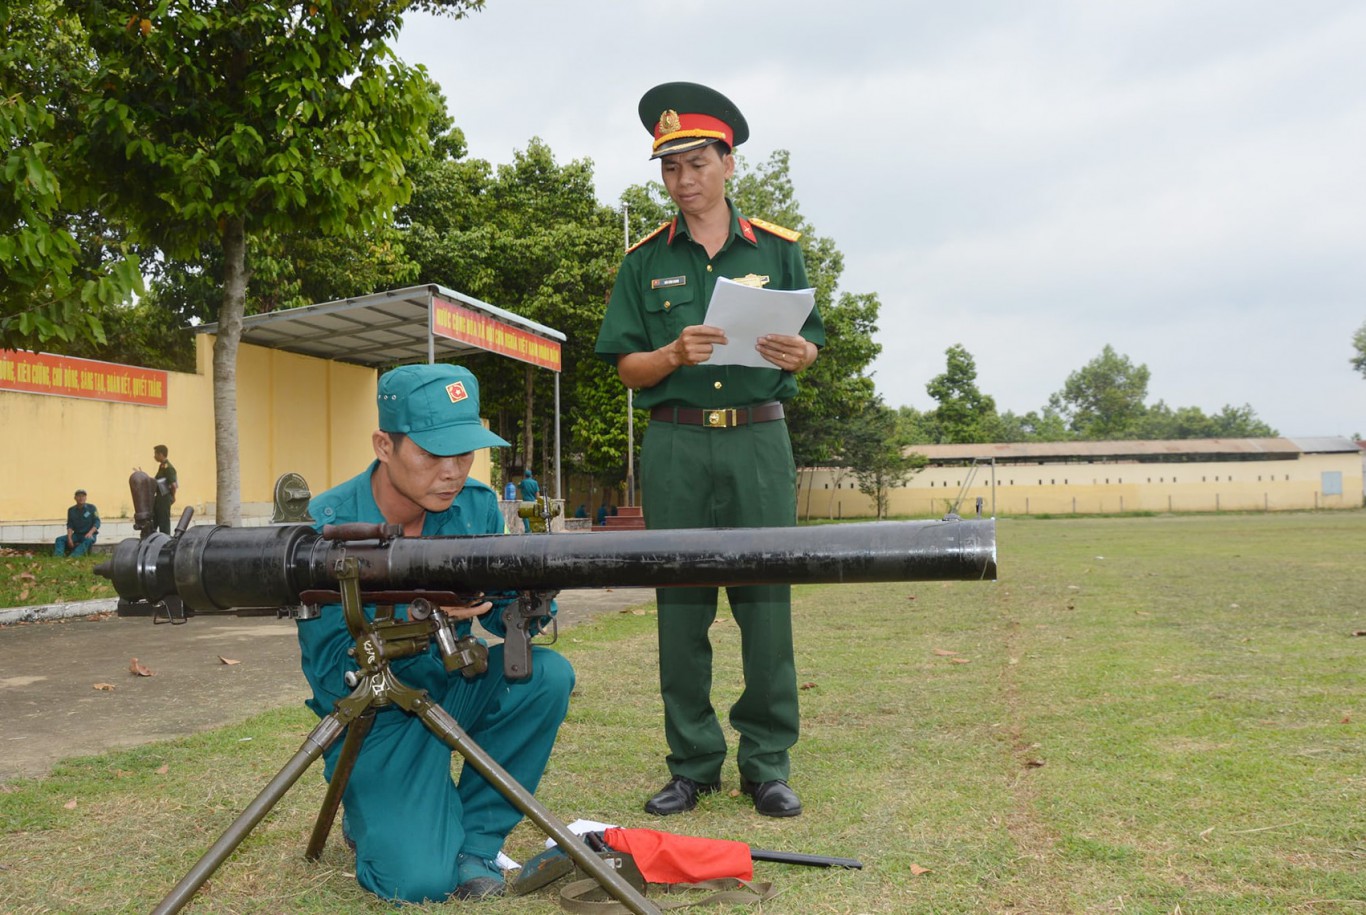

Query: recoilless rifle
left=97, top=505, right=996, bottom=915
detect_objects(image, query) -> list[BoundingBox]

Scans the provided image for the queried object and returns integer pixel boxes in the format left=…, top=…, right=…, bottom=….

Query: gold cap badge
left=657, top=109, right=681, bottom=135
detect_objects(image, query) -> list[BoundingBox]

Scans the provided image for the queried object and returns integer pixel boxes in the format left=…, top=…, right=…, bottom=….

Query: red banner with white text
left=431, top=296, right=562, bottom=371
left=0, top=350, right=169, bottom=406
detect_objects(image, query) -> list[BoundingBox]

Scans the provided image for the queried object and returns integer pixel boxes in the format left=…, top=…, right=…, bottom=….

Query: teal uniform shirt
left=297, top=461, right=574, bottom=903
left=595, top=200, right=825, bottom=405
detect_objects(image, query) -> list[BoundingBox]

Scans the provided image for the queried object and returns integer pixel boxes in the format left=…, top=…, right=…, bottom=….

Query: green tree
left=1352, top=320, right=1366, bottom=379
left=842, top=401, right=925, bottom=519
left=996, top=407, right=1071, bottom=442
left=71, top=0, right=481, bottom=523
left=1, top=4, right=142, bottom=350
left=396, top=131, right=624, bottom=481
left=1049, top=345, right=1151, bottom=440
left=726, top=151, right=882, bottom=469
left=925, top=344, right=1000, bottom=443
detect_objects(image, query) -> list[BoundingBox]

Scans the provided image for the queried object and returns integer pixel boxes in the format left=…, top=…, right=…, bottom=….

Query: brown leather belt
left=649, top=402, right=785, bottom=428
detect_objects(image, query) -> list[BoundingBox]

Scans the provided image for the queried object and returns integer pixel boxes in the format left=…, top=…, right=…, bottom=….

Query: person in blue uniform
left=297, top=363, right=575, bottom=903
left=54, top=489, right=100, bottom=557
left=517, top=468, right=541, bottom=532
left=595, top=82, right=824, bottom=819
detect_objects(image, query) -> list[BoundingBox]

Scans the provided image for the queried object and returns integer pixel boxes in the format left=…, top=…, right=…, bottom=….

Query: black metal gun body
left=98, top=519, right=997, bottom=616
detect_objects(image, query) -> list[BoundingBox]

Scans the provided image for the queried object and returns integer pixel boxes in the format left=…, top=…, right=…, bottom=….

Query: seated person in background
left=297, top=363, right=575, bottom=903
left=54, top=489, right=100, bottom=557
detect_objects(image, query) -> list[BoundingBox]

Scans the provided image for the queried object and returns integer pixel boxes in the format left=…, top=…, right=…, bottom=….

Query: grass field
left=1, top=512, right=1362, bottom=914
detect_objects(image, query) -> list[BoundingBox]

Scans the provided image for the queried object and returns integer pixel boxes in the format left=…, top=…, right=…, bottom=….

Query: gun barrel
left=97, top=519, right=996, bottom=614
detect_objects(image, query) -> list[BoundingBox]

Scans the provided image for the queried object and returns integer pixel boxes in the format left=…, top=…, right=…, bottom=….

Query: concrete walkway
left=0, top=588, right=651, bottom=783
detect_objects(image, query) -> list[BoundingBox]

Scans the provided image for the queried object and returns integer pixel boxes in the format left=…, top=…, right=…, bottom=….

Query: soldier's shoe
left=643, top=775, right=721, bottom=816
left=740, top=777, right=803, bottom=818
left=454, top=853, right=506, bottom=900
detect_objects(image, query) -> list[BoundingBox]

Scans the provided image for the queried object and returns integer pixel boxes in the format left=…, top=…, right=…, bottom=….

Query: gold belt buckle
left=705, top=408, right=738, bottom=428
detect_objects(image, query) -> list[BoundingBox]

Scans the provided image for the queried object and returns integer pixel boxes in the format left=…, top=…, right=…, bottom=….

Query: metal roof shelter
left=198, top=284, right=568, bottom=496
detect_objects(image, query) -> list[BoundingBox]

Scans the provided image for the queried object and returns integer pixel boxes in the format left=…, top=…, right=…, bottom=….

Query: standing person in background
left=54, top=489, right=100, bottom=557
left=517, top=468, right=540, bottom=532
left=152, top=444, right=177, bottom=534
left=594, top=81, right=824, bottom=819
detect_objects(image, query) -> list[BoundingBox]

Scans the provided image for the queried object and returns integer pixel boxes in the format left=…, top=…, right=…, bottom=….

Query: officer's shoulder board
left=627, top=221, right=671, bottom=254
left=748, top=217, right=802, bottom=242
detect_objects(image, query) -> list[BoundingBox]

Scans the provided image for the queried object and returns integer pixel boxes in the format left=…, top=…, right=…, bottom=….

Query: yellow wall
left=1, top=336, right=497, bottom=525
left=798, top=450, right=1364, bottom=518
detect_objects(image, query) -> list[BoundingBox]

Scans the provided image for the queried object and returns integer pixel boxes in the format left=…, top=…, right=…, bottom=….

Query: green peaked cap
left=638, top=81, right=749, bottom=160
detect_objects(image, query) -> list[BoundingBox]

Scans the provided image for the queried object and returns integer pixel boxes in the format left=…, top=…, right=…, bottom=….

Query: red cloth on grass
left=601, top=827, right=753, bottom=884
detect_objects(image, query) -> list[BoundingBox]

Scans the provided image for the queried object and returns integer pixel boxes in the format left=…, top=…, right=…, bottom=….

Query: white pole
left=623, top=203, right=636, bottom=508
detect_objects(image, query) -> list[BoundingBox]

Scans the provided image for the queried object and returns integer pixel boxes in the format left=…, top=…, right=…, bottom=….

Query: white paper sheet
left=700, top=277, right=816, bottom=368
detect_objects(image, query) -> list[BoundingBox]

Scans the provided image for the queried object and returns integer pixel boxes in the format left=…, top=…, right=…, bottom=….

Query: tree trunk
left=212, top=218, right=249, bottom=526
left=523, top=364, right=535, bottom=474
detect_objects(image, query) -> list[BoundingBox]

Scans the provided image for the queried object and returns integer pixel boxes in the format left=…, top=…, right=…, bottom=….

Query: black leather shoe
left=740, top=777, right=802, bottom=817
left=644, top=775, right=720, bottom=816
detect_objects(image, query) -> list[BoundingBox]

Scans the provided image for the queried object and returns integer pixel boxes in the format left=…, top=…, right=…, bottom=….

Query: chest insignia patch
left=446, top=381, right=469, bottom=403
left=650, top=275, right=687, bottom=289
left=730, top=273, right=771, bottom=288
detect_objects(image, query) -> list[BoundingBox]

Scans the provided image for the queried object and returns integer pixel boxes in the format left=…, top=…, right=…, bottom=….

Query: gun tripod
left=151, top=557, right=660, bottom=915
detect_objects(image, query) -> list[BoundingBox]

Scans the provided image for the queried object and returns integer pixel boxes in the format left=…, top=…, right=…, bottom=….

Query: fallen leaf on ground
left=63, top=799, right=77, bottom=810
left=218, top=656, right=241, bottom=665
left=18, top=572, right=36, bottom=582
left=910, top=863, right=930, bottom=876
left=155, top=764, right=169, bottom=775
left=1024, top=758, right=1046, bottom=768
left=1352, top=630, right=1365, bottom=637
left=800, top=682, right=817, bottom=690
left=93, top=683, right=116, bottom=691
left=932, top=648, right=957, bottom=657
left=129, top=658, right=154, bottom=677
left=950, top=657, right=971, bottom=664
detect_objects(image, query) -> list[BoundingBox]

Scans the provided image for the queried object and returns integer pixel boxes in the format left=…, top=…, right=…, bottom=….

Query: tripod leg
left=304, top=710, right=375, bottom=861
left=150, top=715, right=346, bottom=915
left=403, top=693, right=662, bottom=915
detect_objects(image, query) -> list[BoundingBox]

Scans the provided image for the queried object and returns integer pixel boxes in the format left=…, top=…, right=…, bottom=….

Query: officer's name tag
left=650, top=276, right=687, bottom=289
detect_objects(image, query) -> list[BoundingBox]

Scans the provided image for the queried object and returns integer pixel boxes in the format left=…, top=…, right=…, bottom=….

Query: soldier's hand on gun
left=672, top=324, right=728, bottom=366
left=440, top=594, right=492, bottom=621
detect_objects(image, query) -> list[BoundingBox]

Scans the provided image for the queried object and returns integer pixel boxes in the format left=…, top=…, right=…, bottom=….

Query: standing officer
left=151, top=444, right=177, bottom=534
left=595, top=82, right=824, bottom=819
left=297, top=364, right=574, bottom=902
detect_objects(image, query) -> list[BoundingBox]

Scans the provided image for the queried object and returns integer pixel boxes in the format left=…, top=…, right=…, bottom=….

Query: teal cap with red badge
left=639, top=81, right=749, bottom=160
left=377, top=364, right=509, bottom=456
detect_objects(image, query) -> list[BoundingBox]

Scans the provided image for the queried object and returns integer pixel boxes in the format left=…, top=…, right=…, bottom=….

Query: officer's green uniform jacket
left=297, top=462, right=574, bottom=903
left=596, top=201, right=825, bottom=408
left=595, top=201, right=823, bottom=786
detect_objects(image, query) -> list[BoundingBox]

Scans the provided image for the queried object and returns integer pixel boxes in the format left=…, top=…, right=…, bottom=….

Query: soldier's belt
left=650, top=402, right=784, bottom=428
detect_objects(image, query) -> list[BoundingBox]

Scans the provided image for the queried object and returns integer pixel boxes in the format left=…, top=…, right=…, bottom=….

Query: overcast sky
left=393, top=1, right=1366, bottom=439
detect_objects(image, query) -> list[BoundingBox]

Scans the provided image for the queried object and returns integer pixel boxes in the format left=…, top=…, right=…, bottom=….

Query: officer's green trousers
left=641, top=417, right=799, bottom=784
